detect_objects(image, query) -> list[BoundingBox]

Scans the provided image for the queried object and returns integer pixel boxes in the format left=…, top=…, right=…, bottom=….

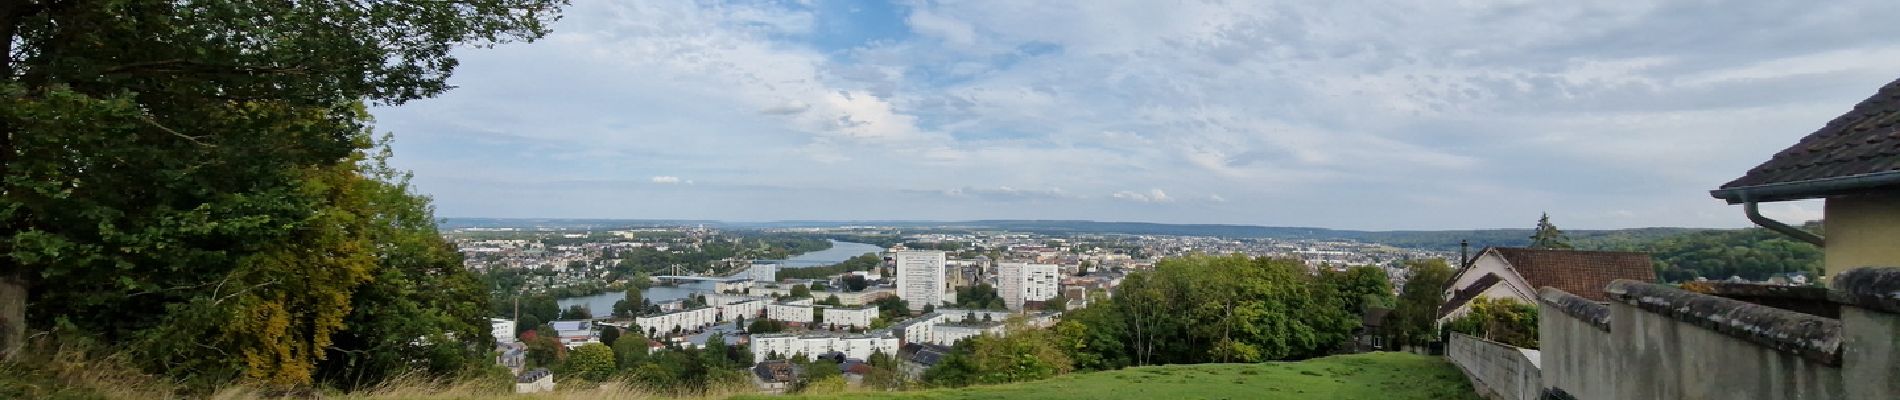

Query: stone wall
left=1447, top=333, right=1541, bottom=400
left=1536, top=266, right=1900, bottom=400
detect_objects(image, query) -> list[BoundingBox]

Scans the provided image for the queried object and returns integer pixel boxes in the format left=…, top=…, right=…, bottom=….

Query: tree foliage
left=564, top=343, right=616, bottom=381
left=1445, top=297, right=1538, bottom=348
left=0, top=0, right=565, bottom=387
left=1049, top=254, right=1358, bottom=369
left=954, top=284, right=1006, bottom=310
left=924, top=321, right=1072, bottom=387
left=1387, top=259, right=1454, bottom=349
left=1575, top=223, right=1823, bottom=282
left=1529, top=213, right=1573, bottom=250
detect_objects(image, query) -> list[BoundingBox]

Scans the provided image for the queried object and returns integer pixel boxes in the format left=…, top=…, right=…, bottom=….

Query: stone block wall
left=1447, top=333, right=1541, bottom=400
left=1536, top=267, right=1900, bottom=400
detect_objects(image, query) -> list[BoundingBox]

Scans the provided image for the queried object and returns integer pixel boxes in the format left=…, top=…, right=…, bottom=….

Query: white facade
left=750, top=333, right=901, bottom=363
left=634, top=307, right=717, bottom=337
left=490, top=318, right=517, bottom=342
left=768, top=299, right=815, bottom=324
left=1437, top=250, right=1538, bottom=324
left=891, top=308, right=1030, bottom=346
left=893, top=250, right=947, bottom=312
left=750, top=261, right=781, bottom=283
left=822, top=306, right=879, bottom=329
left=718, top=299, right=766, bottom=321
left=998, top=263, right=1060, bottom=310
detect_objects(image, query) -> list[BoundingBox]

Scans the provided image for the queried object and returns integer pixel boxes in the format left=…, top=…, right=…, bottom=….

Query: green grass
left=740, top=352, right=1479, bottom=400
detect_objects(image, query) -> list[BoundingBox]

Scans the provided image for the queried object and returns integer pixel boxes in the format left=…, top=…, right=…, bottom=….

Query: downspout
left=1741, top=193, right=1825, bottom=247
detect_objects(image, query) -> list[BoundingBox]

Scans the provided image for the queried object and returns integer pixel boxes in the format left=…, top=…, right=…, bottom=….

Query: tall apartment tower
left=998, top=263, right=1060, bottom=310
left=892, top=250, right=947, bottom=312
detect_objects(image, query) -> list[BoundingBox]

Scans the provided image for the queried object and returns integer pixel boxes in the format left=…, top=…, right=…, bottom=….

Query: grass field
left=739, top=352, right=1479, bottom=400
left=3, top=350, right=1476, bottom=400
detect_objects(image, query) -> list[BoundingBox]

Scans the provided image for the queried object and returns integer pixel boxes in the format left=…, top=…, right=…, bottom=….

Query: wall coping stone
left=1828, top=266, right=1900, bottom=314
left=1680, top=281, right=1832, bottom=300
left=1537, top=287, right=1609, bottom=331
left=1605, top=279, right=1842, bottom=366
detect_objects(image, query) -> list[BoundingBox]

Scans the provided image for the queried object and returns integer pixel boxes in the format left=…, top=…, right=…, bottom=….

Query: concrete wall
left=1447, top=333, right=1541, bottom=400
left=1824, top=190, right=1900, bottom=275
left=1539, top=268, right=1900, bottom=400
left=1537, top=289, right=1615, bottom=400
left=1607, top=297, right=1843, bottom=399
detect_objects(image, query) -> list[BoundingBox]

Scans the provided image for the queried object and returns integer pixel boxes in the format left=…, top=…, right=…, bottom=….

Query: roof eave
left=1710, top=170, right=1900, bottom=204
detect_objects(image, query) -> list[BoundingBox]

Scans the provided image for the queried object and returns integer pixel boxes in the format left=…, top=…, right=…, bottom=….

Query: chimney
left=1459, top=239, right=1470, bottom=268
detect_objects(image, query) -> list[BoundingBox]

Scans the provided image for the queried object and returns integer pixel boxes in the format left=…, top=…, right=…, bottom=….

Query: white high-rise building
left=998, top=263, right=1060, bottom=310
left=750, top=261, right=781, bottom=283
left=892, top=250, right=947, bottom=312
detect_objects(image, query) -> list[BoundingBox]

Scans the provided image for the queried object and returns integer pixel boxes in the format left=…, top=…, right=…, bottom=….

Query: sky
left=371, top=0, right=1900, bottom=231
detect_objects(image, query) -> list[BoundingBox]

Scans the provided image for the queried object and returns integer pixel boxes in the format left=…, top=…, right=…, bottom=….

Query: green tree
left=600, top=326, right=622, bottom=347
left=1323, top=266, right=1394, bottom=313
left=560, top=305, right=593, bottom=320
left=565, top=343, right=617, bottom=381
left=955, top=284, right=1006, bottom=310
left=1530, top=213, right=1574, bottom=249
left=1445, top=297, right=1539, bottom=348
left=612, top=329, right=650, bottom=369
left=790, top=284, right=812, bottom=298
left=614, top=285, right=646, bottom=317
left=1388, top=259, right=1455, bottom=348
left=0, top=0, right=562, bottom=387
left=842, top=275, right=870, bottom=292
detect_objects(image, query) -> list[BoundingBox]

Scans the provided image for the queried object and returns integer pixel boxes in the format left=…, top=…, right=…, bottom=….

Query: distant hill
left=440, top=218, right=1716, bottom=252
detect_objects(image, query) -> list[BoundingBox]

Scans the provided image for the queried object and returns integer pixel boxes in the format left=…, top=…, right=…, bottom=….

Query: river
left=557, top=240, right=883, bottom=318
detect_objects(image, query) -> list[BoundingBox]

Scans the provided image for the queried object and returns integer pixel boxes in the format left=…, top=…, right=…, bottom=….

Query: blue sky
left=370, top=0, right=1900, bottom=230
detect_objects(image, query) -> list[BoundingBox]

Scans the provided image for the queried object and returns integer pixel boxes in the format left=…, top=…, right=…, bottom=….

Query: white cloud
left=650, top=176, right=683, bottom=184
left=376, top=0, right=1900, bottom=229
left=1113, top=189, right=1173, bottom=203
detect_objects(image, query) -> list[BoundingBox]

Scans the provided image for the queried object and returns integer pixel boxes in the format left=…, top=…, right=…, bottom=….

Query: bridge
left=651, top=275, right=752, bottom=283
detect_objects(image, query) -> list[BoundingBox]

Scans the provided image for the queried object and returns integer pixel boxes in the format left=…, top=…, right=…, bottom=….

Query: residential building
left=1708, top=78, right=1900, bottom=276
left=1436, top=247, right=1654, bottom=324
left=768, top=298, right=815, bottom=324
left=750, top=261, right=781, bottom=283
left=633, top=307, right=716, bottom=338
left=514, top=368, right=555, bottom=394
left=490, top=318, right=516, bottom=343
left=998, top=263, right=1060, bottom=310
left=751, top=360, right=799, bottom=393
left=892, top=250, right=947, bottom=312
left=822, top=305, right=878, bottom=329
left=550, top=320, right=598, bottom=349
left=749, top=332, right=900, bottom=363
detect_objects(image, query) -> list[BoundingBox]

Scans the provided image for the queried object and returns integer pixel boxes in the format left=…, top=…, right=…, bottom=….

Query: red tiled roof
left=1715, top=77, right=1900, bottom=201
left=1494, top=248, right=1655, bottom=301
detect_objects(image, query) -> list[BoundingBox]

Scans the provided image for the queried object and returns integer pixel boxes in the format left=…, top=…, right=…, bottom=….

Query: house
left=1354, top=307, right=1391, bottom=352
left=897, top=342, right=952, bottom=380
left=550, top=320, right=599, bottom=349
left=1437, top=247, right=1654, bottom=323
left=1709, top=78, right=1900, bottom=276
left=514, top=368, right=555, bottom=394
left=751, top=360, right=800, bottom=393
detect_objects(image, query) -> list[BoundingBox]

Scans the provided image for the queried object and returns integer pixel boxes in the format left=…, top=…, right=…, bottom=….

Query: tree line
left=922, top=254, right=1455, bottom=388
left=0, top=0, right=566, bottom=392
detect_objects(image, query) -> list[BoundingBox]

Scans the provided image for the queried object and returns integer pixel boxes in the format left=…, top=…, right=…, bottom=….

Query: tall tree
left=0, top=0, right=564, bottom=387
left=1387, top=259, right=1455, bottom=348
left=1529, top=213, right=1574, bottom=249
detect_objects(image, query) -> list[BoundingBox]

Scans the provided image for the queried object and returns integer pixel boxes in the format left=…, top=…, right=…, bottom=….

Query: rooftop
left=1712, top=77, right=1900, bottom=203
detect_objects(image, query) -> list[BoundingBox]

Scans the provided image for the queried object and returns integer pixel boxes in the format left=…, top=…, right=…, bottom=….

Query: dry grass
left=1, top=343, right=763, bottom=400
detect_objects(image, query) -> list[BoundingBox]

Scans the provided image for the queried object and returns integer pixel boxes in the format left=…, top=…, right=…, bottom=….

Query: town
left=460, top=225, right=1463, bottom=392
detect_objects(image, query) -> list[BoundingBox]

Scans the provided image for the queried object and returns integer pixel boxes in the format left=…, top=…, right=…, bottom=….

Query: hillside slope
left=745, top=352, right=1478, bottom=400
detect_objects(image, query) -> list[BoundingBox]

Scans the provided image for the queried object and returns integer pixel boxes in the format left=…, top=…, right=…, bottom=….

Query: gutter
left=1743, top=199, right=1824, bottom=247
left=1709, top=170, right=1900, bottom=204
